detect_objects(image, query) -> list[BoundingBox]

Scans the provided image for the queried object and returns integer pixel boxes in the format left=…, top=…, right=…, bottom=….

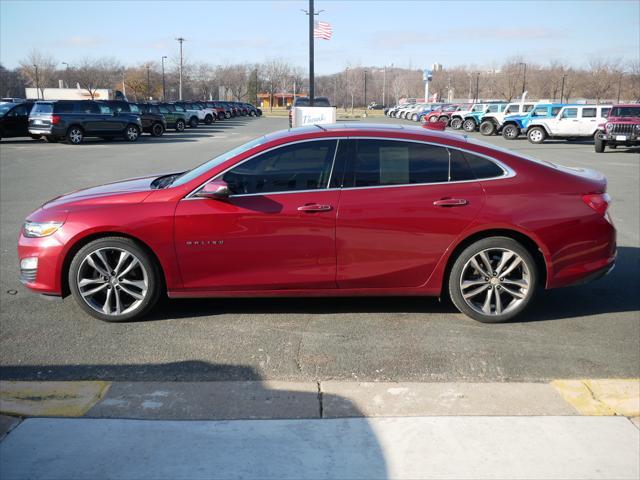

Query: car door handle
left=297, top=204, right=332, bottom=212
left=433, top=198, right=468, bottom=207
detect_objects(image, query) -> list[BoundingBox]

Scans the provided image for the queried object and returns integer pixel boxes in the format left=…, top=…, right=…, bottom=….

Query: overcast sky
left=1, top=0, right=638, bottom=73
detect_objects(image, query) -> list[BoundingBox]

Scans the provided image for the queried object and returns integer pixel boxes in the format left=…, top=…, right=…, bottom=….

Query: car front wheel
left=594, top=135, right=606, bottom=153
left=69, top=237, right=161, bottom=322
left=502, top=124, right=520, bottom=140
left=450, top=117, right=463, bottom=130
left=124, top=125, right=140, bottom=142
left=151, top=123, right=164, bottom=137
left=175, top=119, right=186, bottom=132
left=479, top=120, right=496, bottom=136
left=449, top=237, right=537, bottom=323
left=462, top=119, right=476, bottom=132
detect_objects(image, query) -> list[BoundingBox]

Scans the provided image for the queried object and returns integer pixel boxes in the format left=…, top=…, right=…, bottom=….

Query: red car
left=18, top=124, right=616, bottom=323
left=421, top=104, right=470, bottom=125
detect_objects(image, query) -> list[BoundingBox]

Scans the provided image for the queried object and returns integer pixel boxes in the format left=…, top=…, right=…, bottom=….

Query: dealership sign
left=292, top=107, right=337, bottom=127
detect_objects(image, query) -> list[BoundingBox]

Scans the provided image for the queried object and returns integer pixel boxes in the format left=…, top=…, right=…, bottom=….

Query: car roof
left=271, top=122, right=469, bottom=143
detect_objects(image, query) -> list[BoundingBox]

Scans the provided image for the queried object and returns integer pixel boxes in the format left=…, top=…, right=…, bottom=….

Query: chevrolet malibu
left=18, top=124, right=616, bottom=323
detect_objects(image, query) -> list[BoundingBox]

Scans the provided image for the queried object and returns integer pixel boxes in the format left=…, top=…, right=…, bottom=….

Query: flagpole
left=308, top=0, right=315, bottom=106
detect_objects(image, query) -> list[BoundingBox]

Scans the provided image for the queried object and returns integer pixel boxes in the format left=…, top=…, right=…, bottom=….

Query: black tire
left=204, top=115, right=213, bottom=125
left=175, top=119, right=186, bottom=132
left=527, top=126, right=546, bottom=144
left=502, top=123, right=520, bottom=140
left=151, top=123, right=164, bottom=137
left=68, top=237, right=162, bottom=322
left=479, top=120, right=496, bottom=136
left=438, top=116, right=449, bottom=124
left=462, top=119, right=477, bottom=132
left=594, top=135, right=606, bottom=153
left=189, top=116, right=199, bottom=128
left=449, top=237, right=538, bottom=323
left=450, top=117, right=463, bottom=130
left=66, top=126, right=84, bottom=145
left=218, top=113, right=225, bottom=120
left=123, top=124, right=140, bottom=142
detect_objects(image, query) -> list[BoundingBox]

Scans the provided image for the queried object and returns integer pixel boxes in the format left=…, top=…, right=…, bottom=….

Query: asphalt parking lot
left=1, top=116, right=638, bottom=383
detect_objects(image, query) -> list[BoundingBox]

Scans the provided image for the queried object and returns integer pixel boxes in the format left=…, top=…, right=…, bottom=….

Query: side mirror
left=195, top=179, right=231, bottom=199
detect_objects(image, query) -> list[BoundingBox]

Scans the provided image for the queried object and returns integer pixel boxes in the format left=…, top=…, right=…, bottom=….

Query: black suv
left=0, top=102, right=34, bottom=140
left=29, top=100, right=143, bottom=144
left=102, top=101, right=166, bottom=137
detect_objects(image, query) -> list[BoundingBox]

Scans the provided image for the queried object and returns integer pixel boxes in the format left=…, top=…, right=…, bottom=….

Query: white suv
left=479, top=102, right=537, bottom=136
left=526, top=105, right=612, bottom=144
left=450, top=104, right=485, bottom=130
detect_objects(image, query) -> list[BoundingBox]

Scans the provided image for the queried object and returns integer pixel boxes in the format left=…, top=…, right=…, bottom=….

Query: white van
left=526, top=105, right=611, bottom=143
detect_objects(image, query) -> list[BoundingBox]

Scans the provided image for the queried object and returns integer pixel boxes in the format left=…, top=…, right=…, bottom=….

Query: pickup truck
left=526, top=104, right=611, bottom=144
left=462, top=103, right=507, bottom=132
left=479, top=102, right=537, bottom=135
left=501, top=104, right=566, bottom=140
left=594, top=104, right=640, bottom=152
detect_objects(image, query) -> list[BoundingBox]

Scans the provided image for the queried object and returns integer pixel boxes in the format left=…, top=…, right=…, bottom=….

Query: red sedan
left=18, top=124, right=616, bottom=323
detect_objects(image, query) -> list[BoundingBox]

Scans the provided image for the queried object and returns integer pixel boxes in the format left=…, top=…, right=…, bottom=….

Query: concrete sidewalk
left=1, top=416, right=638, bottom=479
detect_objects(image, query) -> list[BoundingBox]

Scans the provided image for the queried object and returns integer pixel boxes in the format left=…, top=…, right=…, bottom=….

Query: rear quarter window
left=461, top=151, right=505, bottom=179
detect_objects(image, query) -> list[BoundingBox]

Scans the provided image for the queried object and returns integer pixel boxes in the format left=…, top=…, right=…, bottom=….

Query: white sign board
left=292, top=107, right=337, bottom=128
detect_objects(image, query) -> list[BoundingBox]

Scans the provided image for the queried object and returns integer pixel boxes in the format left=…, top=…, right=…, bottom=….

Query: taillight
left=582, top=193, right=610, bottom=216
left=51, top=115, right=61, bottom=125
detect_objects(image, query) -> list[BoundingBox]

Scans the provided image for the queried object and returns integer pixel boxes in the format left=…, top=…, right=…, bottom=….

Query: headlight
left=605, top=123, right=613, bottom=132
left=23, top=221, right=64, bottom=238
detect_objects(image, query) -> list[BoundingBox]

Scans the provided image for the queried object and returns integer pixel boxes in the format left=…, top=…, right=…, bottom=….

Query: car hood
left=42, top=175, right=158, bottom=210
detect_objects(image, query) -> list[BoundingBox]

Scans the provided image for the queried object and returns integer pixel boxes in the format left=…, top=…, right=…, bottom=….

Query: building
left=257, top=92, right=307, bottom=108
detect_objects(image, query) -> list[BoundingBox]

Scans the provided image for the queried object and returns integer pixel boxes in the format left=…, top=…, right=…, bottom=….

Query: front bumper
left=18, top=232, right=66, bottom=295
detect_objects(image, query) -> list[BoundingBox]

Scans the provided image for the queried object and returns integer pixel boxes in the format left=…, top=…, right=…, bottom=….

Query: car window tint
left=462, top=151, right=504, bottom=179
left=532, top=107, right=548, bottom=116
left=487, top=105, right=500, bottom=113
left=129, top=103, right=140, bottom=113
left=505, top=105, right=518, bottom=114
left=524, top=105, right=534, bottom=112
left=98, top=104, right=112, bottom=114
left=551, top=107, right=562, bottom=116
left=158, top=106, right=168, bottom=114
left=349, top=140, right=450, bottom=187
left=33, top=103, right=54, bottom=114
left=12, top=104, right=29, bottom=116
left=582, top=108, right=596, bottom=118
left=562, top=108, right=577, bottom=118
left=55, top=102, right=76, bottom=114
left=449, top=149, right=475, bottom=182
left=223, top=140, right=337, bottom=195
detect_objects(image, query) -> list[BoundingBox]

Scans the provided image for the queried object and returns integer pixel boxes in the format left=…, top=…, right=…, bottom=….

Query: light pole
left=519, top=62, right=527, bottom=95
left=176, top=37, right=185, bottom=100
left=475, top=72, right=480, bottom=102
left=146, top=65, right=151, bottom=99
left=33, top=64, right=40, bottom=100
left=161, top=56, right=167, bottom=101
left=560, top=74, right=567, bottom=103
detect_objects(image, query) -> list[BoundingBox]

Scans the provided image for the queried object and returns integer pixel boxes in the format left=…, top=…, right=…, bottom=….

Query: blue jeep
left=462, top=103, right=507, bottom=132
left=501, top=103, right=567, bottom=140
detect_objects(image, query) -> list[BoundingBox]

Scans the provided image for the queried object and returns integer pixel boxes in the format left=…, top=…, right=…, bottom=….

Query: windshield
left=0, top=103, right=15, bottom=116
left=610, top=106, right=640, bottom=117
left=170, top=136, right=268, bottom=188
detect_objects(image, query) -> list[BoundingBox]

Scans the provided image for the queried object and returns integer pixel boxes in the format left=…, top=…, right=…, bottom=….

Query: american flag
left=314, top=21, right=332, bottom=40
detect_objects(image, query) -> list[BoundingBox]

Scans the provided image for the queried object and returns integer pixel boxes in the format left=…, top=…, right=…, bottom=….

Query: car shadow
left=0, top=362, right=389, bottom=478
left=138, top=246, right=638, bottom=324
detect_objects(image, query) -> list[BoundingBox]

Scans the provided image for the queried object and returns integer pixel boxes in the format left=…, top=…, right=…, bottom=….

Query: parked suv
left=479, top=102, right=536, bottom=136
left=173, top=102, right=201, bottom=128
left=462, top=103, right=507, bottom=132
left=28, top=100, right=142, bottom=144
left=103, top=101, right=166, bottom=137
left=0, top=101, right=34, bottom=140
left=501, top=104, right=565, bottom=140
left=594, top=104, right=640, bottom=152
left=449, top=104, right=486, bottom=130
left=527, top=105, right=611, bottom=144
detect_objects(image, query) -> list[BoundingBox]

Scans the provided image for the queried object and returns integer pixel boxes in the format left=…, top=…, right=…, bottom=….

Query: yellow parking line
left=552, top=379, right=640, bottom=417
left=0, top=381, right=111, bottom=417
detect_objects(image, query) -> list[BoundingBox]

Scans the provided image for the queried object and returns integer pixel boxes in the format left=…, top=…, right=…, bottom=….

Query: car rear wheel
left=204, top=115, right=213, bottom=125
left=175, top=119, right=186, bottom=132
left=462, top=119, right=477, bottom=132
left=479, top=120, right=496, bottom=136
left=594, top=135, right=606, bottom=153
left=69, top=237, right=161, bottom=322
left=124, top=125, right=140, bottom=142
left=502, top=123, right=520, bottom=140
left=449, top=237, right=538, bottom=323
left=450, top=117, right=463, bottom=130
left=151, top=123, right=164, bottom=137
left=189, top=117, right=199, bottom=128
left=527, top=127, right=546, bottom=144
left=66, top=126, right=84, bottom=145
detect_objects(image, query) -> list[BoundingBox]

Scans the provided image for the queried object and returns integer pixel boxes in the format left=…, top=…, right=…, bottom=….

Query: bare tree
left=19, top=49, right=57, bottom=99
left=584, top=58, right=618, bottom=103
left=73, top=58, right=123, bottom=99
left=262, top=59, right=291, bottom=111
left=0, top=64, right=26, bottom=98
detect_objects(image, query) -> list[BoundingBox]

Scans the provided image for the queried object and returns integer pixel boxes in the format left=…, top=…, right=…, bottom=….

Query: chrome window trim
left=183, top=136, right=515, bottom=200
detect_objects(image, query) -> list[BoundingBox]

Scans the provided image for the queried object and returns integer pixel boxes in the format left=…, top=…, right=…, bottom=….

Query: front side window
left=223, top=140, right=337, bottom=195
left=98, top=104, right=112, bottom=114
left=505, top=105, right=519, bottom=114
left=487, top=105, right=500, bottom=113
left=472, top=105, right=484, bottom=112
left=562, top=108, right=577, bottom=118
left=346, top=140, right=451, bottom=187
left=523, top=104, right=535, bottom=112
left=532, top=107, right=548, bottom=117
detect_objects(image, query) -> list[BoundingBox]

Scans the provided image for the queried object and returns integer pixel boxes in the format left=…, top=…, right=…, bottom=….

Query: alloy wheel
left=76, top=247, right=149, bottom=317
left=69, top=128, right=83, bottom=144
left=126, top=126, right=139, bottom=141
left=459, top=248, right=531, bottom=317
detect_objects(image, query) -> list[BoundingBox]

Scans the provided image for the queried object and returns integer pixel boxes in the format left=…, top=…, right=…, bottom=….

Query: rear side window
left=54, top=102, right=76, bottom=114
left=461, top=151, right=505, bottom=179
left=582, top=108, right=596, bottom=118
left=346, top=140, right=450, bottom=187
left=33, top=103, right=53, bottom=114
